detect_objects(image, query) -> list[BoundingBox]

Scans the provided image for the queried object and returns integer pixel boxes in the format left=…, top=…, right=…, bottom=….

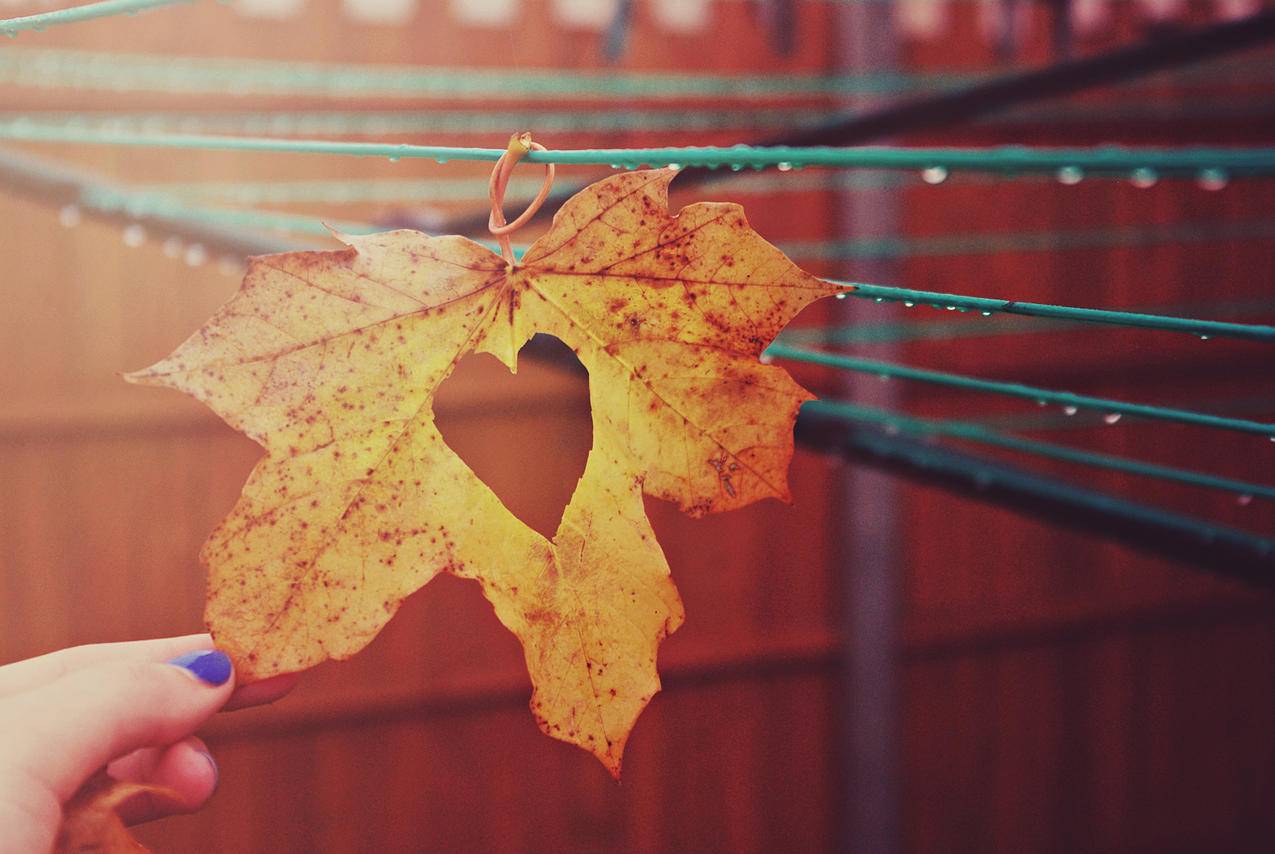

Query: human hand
left=0, top=635, right=297, bottom=853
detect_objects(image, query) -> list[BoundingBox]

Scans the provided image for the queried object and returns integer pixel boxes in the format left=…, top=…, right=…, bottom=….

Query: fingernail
left=196, top=748, right=220, bottom=793
left=167, top=650, right=233, bottom=686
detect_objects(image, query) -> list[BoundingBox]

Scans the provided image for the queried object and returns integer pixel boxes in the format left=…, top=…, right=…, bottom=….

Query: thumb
left=0, top=650, right=234, bottom=804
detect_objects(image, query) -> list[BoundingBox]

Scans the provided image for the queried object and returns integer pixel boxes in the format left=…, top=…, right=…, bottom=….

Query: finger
left=107, top=736, right=218, bottom=825
left=0, top=635, right=298, bottom=711
left=223, top=671, right=301, bottom=711
left=0, top=635, right=212, bottom=699
left=0, top=651, right=234, bottom=803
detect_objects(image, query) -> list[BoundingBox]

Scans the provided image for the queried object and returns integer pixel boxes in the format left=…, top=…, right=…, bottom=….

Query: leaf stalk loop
left=488, top=131, right=555, bottom=265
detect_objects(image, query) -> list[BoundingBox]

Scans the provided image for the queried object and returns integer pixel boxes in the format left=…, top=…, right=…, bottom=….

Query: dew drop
left=122, top=224, right=146, bottom=248
left=903, top=301, right=915, bottom=308
left=835, top=293, right=848, bottom=300
left=873, top=297, right=885, bottom=303
left=1236, top=494, right=1254, bottom=507
left=759, top=352, right=774, bottom=365
left=777, top=161, right=793, bottom=172
left=1035, top=399, right=1047, bottom=408
left=1103, top=413, right=1123, bottom=424
left=980, top=310, right=992, bottom=317
left=667, top=162, right=682, bottom=170
left=1199, top=334, right=1211, bottom=341
left=1197, top=168, right=1228, bottom=191
left=945, top=305, right=957, bottom=311
left=921, top=166, right=948, bottom=185
left=184, top=243, right=208, bottom=267
left=162, top=236, right=183, bottom=258
left=730, top=163, right=745, bottom=172
left=1130, top=168, right=1158, bottom=189
left=878, top=374, right=891, bottom=383
left=387, top=156, right=401, bottom=163
left=1063, top=406, right=1078, bottom=416
left=1056, top=166, right=1084, bottom=186
left=58, top=204, right=81, bottom=228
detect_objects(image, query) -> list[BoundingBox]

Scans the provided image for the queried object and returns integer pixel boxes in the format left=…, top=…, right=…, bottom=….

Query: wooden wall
left=1, top=2, right=1273, bottom=852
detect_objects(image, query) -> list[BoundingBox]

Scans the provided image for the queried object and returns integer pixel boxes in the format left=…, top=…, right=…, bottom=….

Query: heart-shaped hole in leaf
left=433, top=335, right=592, bottom=541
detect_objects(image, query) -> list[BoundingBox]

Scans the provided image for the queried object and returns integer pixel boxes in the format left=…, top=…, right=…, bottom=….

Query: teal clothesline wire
left=6, top=123, right=1275, bottom=176
left=977, top=395, right=1275, bottom=434
left=0, top=47, right=982, bottom=99
left=6, top=96, right=1272, bottom=139
left=0, top=0, right=195, bottom=36
left=78, top=188, right=1275, bottom=343
left=778, top=297, right=1275, bottom=345
left=826, top=281, right=1275, bottom=342
left=2, top=46, right=1270, bottom=100
left=789, top=220, right=1275, bottom=261
left=766, top=343, right=1275, bottom=438
left=0, top=108, right=841, bottom=137
left=803, top=399, right=1275, bottom=501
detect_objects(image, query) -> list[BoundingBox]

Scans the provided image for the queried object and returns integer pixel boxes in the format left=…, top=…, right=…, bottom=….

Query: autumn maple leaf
left=127, top=168, right=843, bottom=775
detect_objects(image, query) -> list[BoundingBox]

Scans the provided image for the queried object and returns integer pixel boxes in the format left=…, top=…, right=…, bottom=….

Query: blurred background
left=1, top=0, right=1274, bottom=851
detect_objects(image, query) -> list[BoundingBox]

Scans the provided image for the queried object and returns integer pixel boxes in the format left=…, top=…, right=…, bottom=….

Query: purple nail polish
left=167, top=650, right=233, bottom=686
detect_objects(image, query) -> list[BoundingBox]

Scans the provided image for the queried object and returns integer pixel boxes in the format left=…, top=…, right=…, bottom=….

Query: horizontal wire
left=790, top=220, right=1275, bottom=261
left=0, top=108, right=839, bottom=137
left=81, top=188, right=1275, bottom=343
left=766, top=343, right=1275, bottom=438
left=0, top=47, right=981, bottom=99
left=6, top=94, right=1271, bottom=139
left=4, top=123, right=1274, bottom=175
left=975, top=394, right=1275, bottom=435
left=0, top=0, right=194, bottom=35
left=779, top=298, right=1275, bottom=345
left=825, top=280, right=1275, bottom=342
left=2, top=46, right=1270, bottom=100
left=86, top=191, right=1275, bottom=319
left=805, top=399, right=1275, bottom=501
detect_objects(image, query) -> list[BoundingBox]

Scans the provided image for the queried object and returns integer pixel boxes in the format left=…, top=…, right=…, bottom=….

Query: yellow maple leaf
left=127, top=168, right=843, bottom=775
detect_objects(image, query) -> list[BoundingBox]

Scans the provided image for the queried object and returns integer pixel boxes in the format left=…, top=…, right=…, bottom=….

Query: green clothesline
left=0, top=46, right=977, bottom=99
left=827, top=281, right=1275, bottom=341
left=779, top=298, right=1275, bottom=345
left=2, top=45, right=1270, bottom=100
left=0, top=108, right=838, bottom=137
left=77, top=187, right=1275, bottom=343
left=5, top=124, right=1275, bottom=176
left=804, top=399, right=1275, bottom=501
left=0, top=0, right=194, bottom=36
left=767, top=344, right=1275, bottom=438
left=6, top=96, right=1271, bottom=139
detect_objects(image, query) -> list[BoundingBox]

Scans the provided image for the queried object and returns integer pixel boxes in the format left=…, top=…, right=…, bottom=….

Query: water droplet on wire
left=835, top=293, right=847, bottom=300
left=777, top=162, right=793, bottom=172
left=184, top=243, right=208, bottom=267
left=1199, top=335, right=1211, bottom=341
left=903, top=301, right=915, bottom=308
left=1130, top=168, right=1158, bottom=189
left=1197, top=169, right=1229, bottom=191
left=1103, top=413, right=1123, bottom=425
left=1063, top=406, right=1078, bottom=416
left=122, top=224, right=145, bottom=248
left=921, top=166, right=948, bottom=185
left=1236, top=494, right=1254, bottom=507
left=1056, top=166, right=1083, bottom=186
